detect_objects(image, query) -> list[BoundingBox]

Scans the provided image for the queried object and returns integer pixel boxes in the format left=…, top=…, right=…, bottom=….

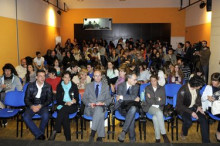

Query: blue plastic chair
left=165, top=84, right=182, bottom=105
left=21, top=91, right=53, bottom=137
left=175, top=100, right=200, bottom=140
left=139, top=83, right=150, bottom=102
left=200, top=85, right=206, bottom=95
left=148, top=60, right=153, bottom=68
left=22, top=83, right=29, bottom=93
left=81, top=108, right=109, bottom=139
left=207, top=111, right=220, bottom=135
left=44, top=60, right=47, bottom=66
left=0, top=91, right=25, bottom=137
left=139, top=83, right=151, bottom=94
left=175, top=84, right=200, bottom=140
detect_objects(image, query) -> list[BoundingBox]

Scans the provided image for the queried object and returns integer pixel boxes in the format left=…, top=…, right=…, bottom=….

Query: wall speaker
left=206, top=0, right=212, bottom=11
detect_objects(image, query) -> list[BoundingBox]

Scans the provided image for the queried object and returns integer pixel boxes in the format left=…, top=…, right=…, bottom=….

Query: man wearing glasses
left=116, top=72, right=139, bottom=143
left=82, top=69, right=112, bottom=143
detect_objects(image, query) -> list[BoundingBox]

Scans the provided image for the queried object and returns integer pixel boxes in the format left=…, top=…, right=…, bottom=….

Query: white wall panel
left=209, top=0, right=220, bottom=81
left=0, top=0, right=60, bottom=27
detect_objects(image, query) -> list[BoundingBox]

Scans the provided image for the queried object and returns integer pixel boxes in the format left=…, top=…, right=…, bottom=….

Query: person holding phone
left=49, top=71, right=79, bottom=141
left=201, top=72, right=220, bottom=142
left=168, top=64, right=184, bottom=84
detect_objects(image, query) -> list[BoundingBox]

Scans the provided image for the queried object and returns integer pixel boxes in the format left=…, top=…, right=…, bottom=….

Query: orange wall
left=0, top=16, right=60, bottom=75
left=0, top=16, right=17, bottom=75
left=18, top=20, right=60, bottom=58
left=60, top=8, right=185, bottom=45
left=185, top=23, right=211, bottom=45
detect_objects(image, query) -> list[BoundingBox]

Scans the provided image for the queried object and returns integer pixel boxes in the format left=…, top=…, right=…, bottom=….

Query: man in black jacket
left=23, top=70, right=52, bottom=140
left=176, top=75, right=210, bottom=143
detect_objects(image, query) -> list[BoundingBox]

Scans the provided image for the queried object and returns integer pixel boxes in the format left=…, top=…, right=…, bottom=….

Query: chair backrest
left=78, top=94, right=81, bottom=105
left=139, top=83, right=150, bottom=101
left=23, top=83, right=29, bottom=93
left=4, top=91, right=25, bottom=107
left=172, top=94, right=178, bottom=108
left=139, top=83, right=151, bottom=93
left=200, top=85, right=206, bottom=95
left=165, top=84, right=182, bottom=97
left=148, top=60, right=153, bottom=68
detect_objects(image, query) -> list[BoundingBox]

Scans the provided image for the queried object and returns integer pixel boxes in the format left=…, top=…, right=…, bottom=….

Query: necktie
left=95, top=84, right=99, bottom=98
left=126, top=86, right=131, bottom=95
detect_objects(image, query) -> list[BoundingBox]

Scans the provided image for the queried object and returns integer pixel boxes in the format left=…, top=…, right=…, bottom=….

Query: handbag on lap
left=211, top=89, right=220, bottom=115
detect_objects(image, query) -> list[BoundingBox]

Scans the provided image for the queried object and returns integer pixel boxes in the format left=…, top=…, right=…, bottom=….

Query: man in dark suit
left=23, top=70, right=52, bottom=140
left=82, top=69, right=112, bottom=142
left=116, top=72, right=139, bottom=142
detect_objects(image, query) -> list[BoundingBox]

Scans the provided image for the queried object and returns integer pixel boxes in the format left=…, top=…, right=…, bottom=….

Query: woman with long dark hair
left=168, top=64, right=184, bottom=84
left=24, top=64, right=36, bottom=85
left=106, top=61, right=119, bottom=85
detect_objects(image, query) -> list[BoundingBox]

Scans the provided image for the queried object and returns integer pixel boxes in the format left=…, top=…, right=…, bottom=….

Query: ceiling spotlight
left=57, top=10, right=61, bottom=15
left=200, top=1, right=206, bottom=9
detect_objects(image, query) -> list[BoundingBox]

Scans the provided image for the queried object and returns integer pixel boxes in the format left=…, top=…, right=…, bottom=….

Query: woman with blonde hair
left=72, top=68, right=91, bottom=89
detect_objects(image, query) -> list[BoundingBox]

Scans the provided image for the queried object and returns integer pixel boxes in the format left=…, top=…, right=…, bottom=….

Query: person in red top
left=46, top=67, right=61, bottom=95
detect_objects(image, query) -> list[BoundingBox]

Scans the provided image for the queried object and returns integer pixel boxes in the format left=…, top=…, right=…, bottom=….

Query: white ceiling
left=59, top=0, right=181, bottom=9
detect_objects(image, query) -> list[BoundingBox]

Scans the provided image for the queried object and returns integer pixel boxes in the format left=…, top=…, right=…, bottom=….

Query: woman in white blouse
left=201, top=72, right=220, bottom=142
left=150, top=63, right=166, bottom=86
left=106, top=61, right=119, bottom=85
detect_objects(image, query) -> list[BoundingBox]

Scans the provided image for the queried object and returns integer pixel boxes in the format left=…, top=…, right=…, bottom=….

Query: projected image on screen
left=83, top=18, right=112, bottom=30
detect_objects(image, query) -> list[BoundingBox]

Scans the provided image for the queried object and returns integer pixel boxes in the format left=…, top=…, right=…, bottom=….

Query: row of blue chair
left=1, top=82, right=219, bottom=142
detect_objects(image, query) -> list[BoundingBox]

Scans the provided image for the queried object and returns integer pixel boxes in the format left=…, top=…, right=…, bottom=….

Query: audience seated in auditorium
left=1, top=36, right=215, bottom=143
